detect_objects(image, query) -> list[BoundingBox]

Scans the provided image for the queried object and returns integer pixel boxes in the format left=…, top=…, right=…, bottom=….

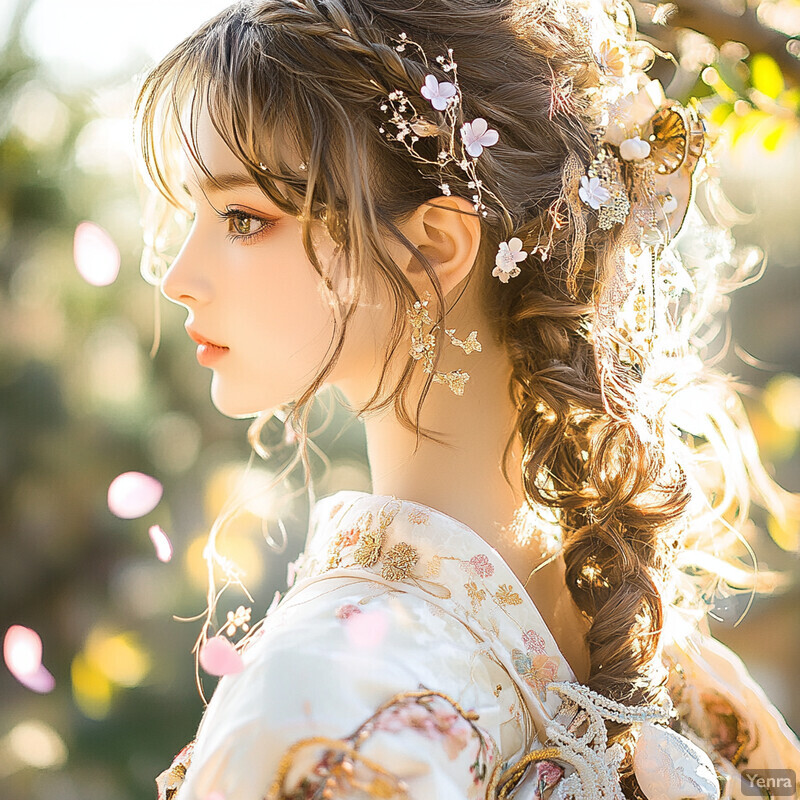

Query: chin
left=209, top=380, right=285, bottom=420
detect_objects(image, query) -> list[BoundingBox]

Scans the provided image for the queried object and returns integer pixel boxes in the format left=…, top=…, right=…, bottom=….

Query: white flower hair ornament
left=375, top=35, right=519, bottom=284
left=373, top=6, right=714, bottom=374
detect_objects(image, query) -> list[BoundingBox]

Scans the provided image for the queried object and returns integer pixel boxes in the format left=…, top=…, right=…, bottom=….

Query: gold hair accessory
left=406, top=291, right=481, bottom=396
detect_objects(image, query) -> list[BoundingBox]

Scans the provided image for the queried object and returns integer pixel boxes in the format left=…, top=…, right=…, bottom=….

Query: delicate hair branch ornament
left=375, top=36, right=515, bottom=281
left=374, top=7, right=713, bottom=393
left=406, top=291, right=481, bottom=396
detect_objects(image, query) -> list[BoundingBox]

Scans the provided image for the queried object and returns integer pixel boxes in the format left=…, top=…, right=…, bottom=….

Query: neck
left=354, top=297, right=535, bottom=566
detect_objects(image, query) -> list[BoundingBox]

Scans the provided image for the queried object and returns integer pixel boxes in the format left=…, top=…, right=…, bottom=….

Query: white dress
left=157, top=490, right=800, bottom=800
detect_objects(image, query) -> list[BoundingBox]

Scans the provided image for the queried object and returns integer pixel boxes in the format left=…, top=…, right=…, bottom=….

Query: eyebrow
left=182, top=172, right=261, bottom=196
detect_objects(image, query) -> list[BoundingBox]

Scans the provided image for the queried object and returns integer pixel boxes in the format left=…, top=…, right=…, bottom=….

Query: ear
left=392, top=196, right=482, bottom=298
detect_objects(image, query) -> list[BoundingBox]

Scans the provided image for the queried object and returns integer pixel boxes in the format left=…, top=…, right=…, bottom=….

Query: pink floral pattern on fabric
left=335, top=604, right=362, bottom=621
left=461, top=554, right=495, bottom=579
left=522, top=629, right=547, bottom=655
left=268, top=689, right=499, bottom=799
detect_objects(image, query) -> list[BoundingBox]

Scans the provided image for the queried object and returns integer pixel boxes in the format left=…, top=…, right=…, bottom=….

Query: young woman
left=135, top=0, right=800, bottom=798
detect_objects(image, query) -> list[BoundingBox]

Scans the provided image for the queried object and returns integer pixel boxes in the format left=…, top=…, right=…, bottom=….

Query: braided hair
left=135, top=2, right=794, bottom=795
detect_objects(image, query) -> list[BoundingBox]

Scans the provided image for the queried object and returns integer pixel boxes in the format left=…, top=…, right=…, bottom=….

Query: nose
left=160, top=223, right=213, bottom=308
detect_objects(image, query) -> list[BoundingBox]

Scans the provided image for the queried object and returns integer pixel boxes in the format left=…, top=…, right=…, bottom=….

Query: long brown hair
left=134, top=0, right=797, bottom=794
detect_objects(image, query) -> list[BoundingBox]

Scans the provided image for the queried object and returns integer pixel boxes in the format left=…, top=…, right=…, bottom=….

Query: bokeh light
left=4, top=720, right=68, bottom=771
left=148, top=524, right=173, bottom=563
left=107, top=471, right=163, bottom=519
left=73, top=221, right=120, bottom=286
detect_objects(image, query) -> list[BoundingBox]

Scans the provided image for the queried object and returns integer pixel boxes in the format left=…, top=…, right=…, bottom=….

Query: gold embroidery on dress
left=381, top=543, right=420, bottom=581
left=407, top=508, right=430, bottom=525
left=425, top=554, right=442, bottom=577
left=353, top=526, right=385, bottom=568
left=493, top=584, right=523, bottom=607
left=465, top=581, right=486, bottom=613
left=266, top=688, right=500, bottom=800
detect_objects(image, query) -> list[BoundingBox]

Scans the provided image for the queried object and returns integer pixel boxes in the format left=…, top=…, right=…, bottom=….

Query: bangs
left=135, top=8, right=313, bottom=216
left=134, top=6, right=342, bottom=283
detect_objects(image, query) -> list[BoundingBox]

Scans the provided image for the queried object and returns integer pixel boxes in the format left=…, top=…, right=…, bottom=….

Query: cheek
left=232, top=250, right=336, bottom=379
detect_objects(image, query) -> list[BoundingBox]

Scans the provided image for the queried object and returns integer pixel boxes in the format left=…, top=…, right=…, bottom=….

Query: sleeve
left=168, top=585, right=500, bottom=800
left=662, top=621, right=800, bottom=800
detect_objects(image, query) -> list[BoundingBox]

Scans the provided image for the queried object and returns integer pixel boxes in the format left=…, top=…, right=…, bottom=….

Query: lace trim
left=496, top=680, right=672, bottom=800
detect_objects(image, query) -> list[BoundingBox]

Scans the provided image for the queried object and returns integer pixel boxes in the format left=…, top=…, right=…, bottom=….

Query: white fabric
left=162, top=490, right=800, bottom=800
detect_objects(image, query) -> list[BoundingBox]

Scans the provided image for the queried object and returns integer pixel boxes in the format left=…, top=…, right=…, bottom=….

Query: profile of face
left=160, top=104, right=481, bottom=420
left=160, top=107, right=397, bottom=419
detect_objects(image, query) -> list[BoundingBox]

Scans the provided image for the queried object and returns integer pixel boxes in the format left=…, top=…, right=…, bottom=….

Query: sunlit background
left=2, top=0, right=800, bottom=797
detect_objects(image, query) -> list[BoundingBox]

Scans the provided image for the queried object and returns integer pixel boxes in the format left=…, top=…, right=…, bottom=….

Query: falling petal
left=108, top=471, right=163, bottom=519
left=17, top=664, right=56, bottom=693
left=4, top=625, right=42, bottom=677
left=73, top=221, right=121, bottom=286
left=148, top=525, right=173, bottom=562
left=199, top=636, right=244, bottom=676
left=345, top=609, right=389, bottom=649
left=4, top=626, right=54, bottom=693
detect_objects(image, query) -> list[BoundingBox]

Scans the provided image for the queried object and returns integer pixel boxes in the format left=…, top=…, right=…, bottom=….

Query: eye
left=228, top=214, right=264, bottom=236
left=217, top=208, right=277, bottom=244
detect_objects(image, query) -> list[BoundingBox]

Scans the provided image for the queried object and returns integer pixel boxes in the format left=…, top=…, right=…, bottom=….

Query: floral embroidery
left=340, top=527, right=360, bottom=547
left=512, top=649, right=559, bottom=698
left=336, top=604, right=362, bottom=620
left=465, top=581, right=486, bottom=613
left=267, top=689, right=498, bottom=799
left=522, top=629, right=546, bottom=654
left=381, top=543, right=420, bottom=581
left=426, top=554, right=442, bottom=577
left=354, top=527, right=386, bottom=568
left=461, top=553, right=494, bottom=579
left=493, top=584, right=523, bottom=607
left=407, top=508, right=430, bottom=525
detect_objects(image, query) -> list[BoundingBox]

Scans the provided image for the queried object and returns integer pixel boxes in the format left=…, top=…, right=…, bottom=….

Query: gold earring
left=406, top=291, right=481, bottom=396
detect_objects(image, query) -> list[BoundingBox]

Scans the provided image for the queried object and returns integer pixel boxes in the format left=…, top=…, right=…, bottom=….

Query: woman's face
left=160, top=107, right=393, bottom=418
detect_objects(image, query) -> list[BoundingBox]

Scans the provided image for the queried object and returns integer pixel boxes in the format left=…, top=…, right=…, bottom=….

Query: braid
left=137, top=3, right=782, bottom=796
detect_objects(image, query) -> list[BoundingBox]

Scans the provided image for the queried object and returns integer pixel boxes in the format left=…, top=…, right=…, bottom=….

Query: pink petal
left=73, top=221, right=121, bottom=286
left=204, top=793, right=226, bottom=800
left=199, top=636, right=244, bottom=676
left=345, top=609, right=389, bottom=649
left=466, top=142, right=484, bottom=158
left=478, top=129, right=499, bottom=148
left=470, top=118, right=489, bottom=137
left=108, top=471, right=163, bottom=519
left=4, top=625, right=42, bottom=677
left=4, top=626, right=55, bottom=693
left=148, top=525, right=173, bottom=562
left=16, top=663, right=56, bottom=693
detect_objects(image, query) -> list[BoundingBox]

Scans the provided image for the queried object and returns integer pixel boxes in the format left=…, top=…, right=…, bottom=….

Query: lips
left=186, top=327, right=229, bottom=349
left=187, top=327, right=230, bottom=368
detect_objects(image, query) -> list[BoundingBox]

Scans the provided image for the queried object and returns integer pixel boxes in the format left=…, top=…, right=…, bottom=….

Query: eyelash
left=214, top=207, right=276, bottom=245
